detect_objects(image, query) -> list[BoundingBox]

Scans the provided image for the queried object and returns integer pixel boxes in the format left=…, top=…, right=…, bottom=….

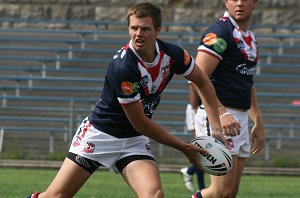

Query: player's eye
left=130, top=26, right=138, bottom=31
left=142, top=27, right=151, bottom=32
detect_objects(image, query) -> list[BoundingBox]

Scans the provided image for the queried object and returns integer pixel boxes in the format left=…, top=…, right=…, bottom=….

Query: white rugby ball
left=191, top=136, right=232, bottom=176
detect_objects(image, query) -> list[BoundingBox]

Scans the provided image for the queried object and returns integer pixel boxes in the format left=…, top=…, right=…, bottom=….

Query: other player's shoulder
left=206, top=18, right=233, bottom=37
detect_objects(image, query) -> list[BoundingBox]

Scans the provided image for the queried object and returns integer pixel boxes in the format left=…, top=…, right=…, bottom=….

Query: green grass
left=1, top=168, right=300, bottom=198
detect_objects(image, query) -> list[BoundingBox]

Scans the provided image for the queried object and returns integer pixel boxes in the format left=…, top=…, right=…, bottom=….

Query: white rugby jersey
left=88, top=38, right=194, bottom=138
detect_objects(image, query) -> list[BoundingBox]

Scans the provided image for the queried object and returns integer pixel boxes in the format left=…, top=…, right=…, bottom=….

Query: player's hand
left=251, top=124, right=265, bottom=155
left=182, top=143, right=208, bottom=170
left=220, top=112, right=241, bottom=137
left=211, top=130, right=231, bottom=150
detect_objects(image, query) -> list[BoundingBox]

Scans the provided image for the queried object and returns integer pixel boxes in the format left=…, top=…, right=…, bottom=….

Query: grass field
left=1, top=168, right=300, bottom=198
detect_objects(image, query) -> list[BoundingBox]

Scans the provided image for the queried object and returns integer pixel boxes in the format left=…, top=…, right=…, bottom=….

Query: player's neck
left=139, top=48, right=158, bottom=63
left=238, top=22, right=249, bottom=32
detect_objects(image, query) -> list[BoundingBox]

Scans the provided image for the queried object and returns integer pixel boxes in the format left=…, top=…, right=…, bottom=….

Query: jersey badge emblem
left=121, top=81, right=140, bottom=94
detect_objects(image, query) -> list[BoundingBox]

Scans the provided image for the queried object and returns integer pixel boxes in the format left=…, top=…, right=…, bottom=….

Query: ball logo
left=202, top=152, right=217, bottom=164
left=205, top=143, right=212, bottom=149
left=192, top=136, right=232, bottom=176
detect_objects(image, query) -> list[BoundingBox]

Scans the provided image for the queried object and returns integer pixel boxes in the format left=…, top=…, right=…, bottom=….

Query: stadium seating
left=0, top=19, right=300, bottom=163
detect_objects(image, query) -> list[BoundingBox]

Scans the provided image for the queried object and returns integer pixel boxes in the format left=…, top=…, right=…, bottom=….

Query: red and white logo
left=84, top=142, right=95, bottom=153
left=73, top=136, right=82, bottom=147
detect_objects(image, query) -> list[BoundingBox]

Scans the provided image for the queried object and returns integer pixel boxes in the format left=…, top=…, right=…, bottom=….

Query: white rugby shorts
left=69, top=117, right=155, bottom=172
left=195, top=107, right=250, bottom=157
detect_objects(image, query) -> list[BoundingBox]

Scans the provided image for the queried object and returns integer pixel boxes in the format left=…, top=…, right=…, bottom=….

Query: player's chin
left=133, top=43, right=146, bottom=51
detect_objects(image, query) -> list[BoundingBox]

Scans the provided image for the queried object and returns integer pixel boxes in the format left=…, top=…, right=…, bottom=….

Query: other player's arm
left=121, top=101, right=207, bottom=170
left=195, top=51, right=240, bottom=137
left=185, top=63, right=228, bottom=147
left=188, top=82, right=199, bottom=111
left=248, top=86, right=265, bottom=155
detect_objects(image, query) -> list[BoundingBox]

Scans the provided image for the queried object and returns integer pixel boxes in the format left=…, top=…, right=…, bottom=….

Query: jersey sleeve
left=198, top=22, right=232, bottom=60
left=114, top=63, right=141, bottom=105
left=174, top=48, right=195, bottom=77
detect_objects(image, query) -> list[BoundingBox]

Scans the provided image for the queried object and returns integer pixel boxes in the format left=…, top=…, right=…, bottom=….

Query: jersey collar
left=129, top=40, right=160, bottom=65
left=223, top=11, right=250, bottom=36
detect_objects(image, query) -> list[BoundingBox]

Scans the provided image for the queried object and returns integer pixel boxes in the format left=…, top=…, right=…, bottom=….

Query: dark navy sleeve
left=198, top=22, right=232, bottom=60
left=113, top=61, right=141, bottom=105
left=158, top=39, right=195, bottom=77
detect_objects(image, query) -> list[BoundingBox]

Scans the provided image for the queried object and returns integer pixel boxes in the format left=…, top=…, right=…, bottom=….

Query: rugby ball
left=191, top=136, right=232, bottom=176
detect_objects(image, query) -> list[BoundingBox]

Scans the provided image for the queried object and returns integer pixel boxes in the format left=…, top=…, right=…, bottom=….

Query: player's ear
left=253, top=0, right=258, bottom=9
left=155, top=26, right=161, bottom=36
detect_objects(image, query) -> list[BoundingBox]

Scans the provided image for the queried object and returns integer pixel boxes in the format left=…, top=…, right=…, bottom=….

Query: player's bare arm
left=248, top=86, right=265, bottom=155
left=185, top=64, right=229, bottom=148
left=195, top=51, right=241, bottom=137
left=121, top=101, right=207, bottom=169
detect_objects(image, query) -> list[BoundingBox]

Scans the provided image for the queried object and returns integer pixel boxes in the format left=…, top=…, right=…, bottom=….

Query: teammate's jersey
left=198, top=11, right=258, bottom=109
left=88, top=38, right=194, bottom=138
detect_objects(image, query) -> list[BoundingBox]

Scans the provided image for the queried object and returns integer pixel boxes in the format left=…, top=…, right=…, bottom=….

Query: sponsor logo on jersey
left=84, top=142, right=95, bottom=153
left=203, top=33, right=227, bottom=53
left=213, top=38, right=227, bottom=53
left=121, top=81, right=140, bottom=94
left=236, top=64, right=256, bottom=75
left=203, top=33, right=217, bottom=45
left=142, top=95, right=160, bottom=116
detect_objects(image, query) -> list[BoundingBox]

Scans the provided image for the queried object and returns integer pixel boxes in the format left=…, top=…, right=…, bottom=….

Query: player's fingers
left=191, top=143, right=208, bottom=155
left=251, top=141, right=264, bottom=155
left=222, top=127, right=231, bottom=136
left=198, top=148, right=208, bottom=155
left=222, top=128, right=238, bottom=137
left=234, top=123, right=241, bottom=135
left=213, top=132, right=229, bottom=148
left=251, top=147, right=260, bottom=155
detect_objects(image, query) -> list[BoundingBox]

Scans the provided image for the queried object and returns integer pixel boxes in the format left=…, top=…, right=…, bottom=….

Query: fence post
left=68, top=45, right=73, bottom=60
left=2, top=91, right=7, bottom=107
left=56, top=54, right=61, bottom=69
left=264, top=140, right=270, bottom=160
left=289, top=120, right=294, bottom=138
left=158, top=144, right=164, bottom=157
left=49, top=132, right=54, bottom=153
left=0, top=128, right=4, bottom=153
left=276, top=132, right=282, bottom=150
left=69, top=100, right=75, bottom=145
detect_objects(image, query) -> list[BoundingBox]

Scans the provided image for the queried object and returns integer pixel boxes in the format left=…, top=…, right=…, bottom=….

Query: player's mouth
left=135, top=39, right=145, bottom=47
left=235, top=10, right=244, bottom=15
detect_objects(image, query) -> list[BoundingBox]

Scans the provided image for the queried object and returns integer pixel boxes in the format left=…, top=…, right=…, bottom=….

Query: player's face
left=225, top=0, right=257, bottom=29
left=128, top=15, right=160, bottom=61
